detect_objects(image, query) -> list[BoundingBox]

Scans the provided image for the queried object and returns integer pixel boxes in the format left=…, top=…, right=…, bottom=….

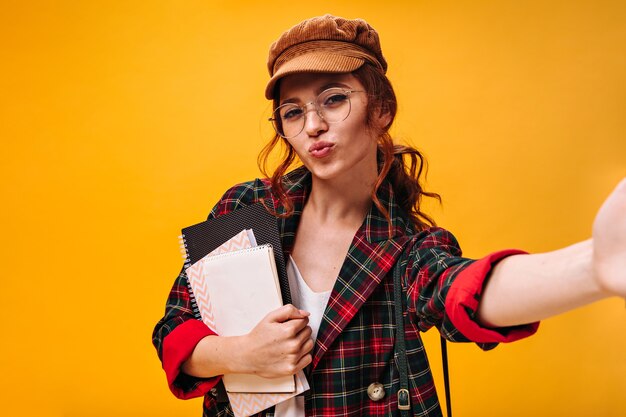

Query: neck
left=305, top=169, right=378, bottom=227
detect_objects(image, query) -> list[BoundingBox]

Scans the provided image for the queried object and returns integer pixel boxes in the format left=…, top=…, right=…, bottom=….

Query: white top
left=274, top=256, right=332, bottom=417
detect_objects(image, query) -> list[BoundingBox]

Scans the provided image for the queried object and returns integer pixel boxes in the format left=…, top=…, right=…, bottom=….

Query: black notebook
left=180, top=202, right=291, bottom=306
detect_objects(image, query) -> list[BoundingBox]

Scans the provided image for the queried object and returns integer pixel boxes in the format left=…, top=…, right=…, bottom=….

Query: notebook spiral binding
left=200, top=243, right=273, bottom=261
left=178, top=233, right=201, bottom=319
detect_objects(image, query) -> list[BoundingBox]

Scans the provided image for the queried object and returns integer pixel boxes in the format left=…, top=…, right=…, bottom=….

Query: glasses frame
left=268, top=88, right=365, bottom=139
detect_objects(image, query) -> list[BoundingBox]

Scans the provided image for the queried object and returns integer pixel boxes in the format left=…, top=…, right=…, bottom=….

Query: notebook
left=186, top=229, right=255, bottom=331
left=180, top=202, right=291, bottom=305
left=186, top=243, right=295, bottom=393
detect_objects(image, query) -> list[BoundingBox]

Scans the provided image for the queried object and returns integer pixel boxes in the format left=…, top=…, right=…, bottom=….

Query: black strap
left=440, top=337, right=452, bottom=417
left=392, top=264, right=411, bottom=416
left=393, top=264, right=452, bottom=417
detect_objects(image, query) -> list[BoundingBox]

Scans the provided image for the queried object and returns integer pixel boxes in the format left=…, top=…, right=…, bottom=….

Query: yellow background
left=1, top=1, right=624, bottom=416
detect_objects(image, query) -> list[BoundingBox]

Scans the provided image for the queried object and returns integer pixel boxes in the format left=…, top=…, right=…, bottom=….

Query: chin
left=309, top=168, right=339, bottom=181
left=304, top=162, right=344, bottom=181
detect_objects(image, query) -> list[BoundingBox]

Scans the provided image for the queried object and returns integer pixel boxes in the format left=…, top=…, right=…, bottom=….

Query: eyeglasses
left=269, top=87, right=364, bottom=139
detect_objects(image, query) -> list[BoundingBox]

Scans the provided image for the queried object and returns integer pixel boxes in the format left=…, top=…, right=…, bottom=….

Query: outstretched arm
left=477, top=178, right=626, bottom=328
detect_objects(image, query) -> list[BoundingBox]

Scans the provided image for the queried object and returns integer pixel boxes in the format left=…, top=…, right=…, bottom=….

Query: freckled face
left=277, top=72, right=380, bottom=183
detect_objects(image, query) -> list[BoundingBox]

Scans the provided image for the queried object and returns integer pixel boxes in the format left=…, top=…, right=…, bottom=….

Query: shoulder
left=207, top=178, right=272, bottom=219
left=382, top=194, right=463, bottom=257
left=400, top=226, right=471, bottom=284
left=410, top=226, right=463, bottom=257
left=206, top=166, right=310, bottom=220
left=395, top=227, right=465, bottom=269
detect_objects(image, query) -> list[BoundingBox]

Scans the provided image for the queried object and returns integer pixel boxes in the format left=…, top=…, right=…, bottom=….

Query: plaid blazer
left=153, top=166, right=538, bottom=417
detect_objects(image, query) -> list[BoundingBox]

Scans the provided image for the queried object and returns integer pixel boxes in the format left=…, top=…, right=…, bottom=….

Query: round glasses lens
left=269, top=88, right=355, bottom=139
left=272, top=104, right=304, bottom=138
left=316, top=88, right=352, bottom=123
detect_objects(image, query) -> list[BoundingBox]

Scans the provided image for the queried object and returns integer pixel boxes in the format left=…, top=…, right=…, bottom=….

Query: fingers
left=295, top=325, right=313, bottom=347
left=294, top=351, right=313, bottom=372
left=300, top=336, right=314, bottom=355
left=281, top=326, right=312, bottom=353
left=284, top=335, right=314, bottom=374
left=267, top=304, right=310, bottom=323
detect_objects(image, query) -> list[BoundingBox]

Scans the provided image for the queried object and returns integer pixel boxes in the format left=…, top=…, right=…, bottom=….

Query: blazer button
left=210, top=388, right=218, bottom=397
left=367, top=382, right=385, bottom=401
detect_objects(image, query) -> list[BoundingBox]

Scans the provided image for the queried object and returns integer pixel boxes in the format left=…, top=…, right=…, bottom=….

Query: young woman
left=153, top=15, right=626, bottom=417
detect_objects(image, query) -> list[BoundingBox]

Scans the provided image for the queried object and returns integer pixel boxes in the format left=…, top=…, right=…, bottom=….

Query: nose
left=302, top=102, right=328, bottom=137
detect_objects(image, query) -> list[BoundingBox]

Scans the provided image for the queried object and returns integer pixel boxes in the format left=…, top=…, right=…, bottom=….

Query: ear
left=373, top=108, right=393, bottom=131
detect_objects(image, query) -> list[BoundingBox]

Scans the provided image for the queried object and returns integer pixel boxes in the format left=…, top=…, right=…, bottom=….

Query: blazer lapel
left=311, top=234, right=409, bottom=369
left=311, top=179, right=414, bottom=370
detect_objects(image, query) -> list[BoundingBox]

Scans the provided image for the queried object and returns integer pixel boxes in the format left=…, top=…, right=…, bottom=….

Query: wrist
left=182, top=334, right=245, bottom=378
left=563, top=239, right=609, bottom=300
left=224, top=334, right=253, bottom=375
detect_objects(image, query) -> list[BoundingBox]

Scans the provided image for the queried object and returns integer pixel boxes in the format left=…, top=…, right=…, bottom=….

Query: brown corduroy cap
left=265, top=15, right=387, bottom=99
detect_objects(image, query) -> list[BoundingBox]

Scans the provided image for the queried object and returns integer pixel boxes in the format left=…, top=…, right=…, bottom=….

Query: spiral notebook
left=179, top=202, right=291, bottom=305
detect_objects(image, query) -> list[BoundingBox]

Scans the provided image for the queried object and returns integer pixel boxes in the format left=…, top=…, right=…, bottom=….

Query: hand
left=239, top=304, right=314, bottom=378
left=592, top=178, right=626, bottom=297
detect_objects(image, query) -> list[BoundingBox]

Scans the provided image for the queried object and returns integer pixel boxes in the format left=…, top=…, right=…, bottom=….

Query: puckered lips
left=309, top=141, right=335, bottom=158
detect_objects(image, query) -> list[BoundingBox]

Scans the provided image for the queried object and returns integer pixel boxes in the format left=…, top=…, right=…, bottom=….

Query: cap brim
left=265, top=52, right=365, bottom=99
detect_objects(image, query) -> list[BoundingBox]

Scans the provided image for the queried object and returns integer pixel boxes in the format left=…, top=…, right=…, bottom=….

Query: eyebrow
left=280, top=82, right=353, bottom=105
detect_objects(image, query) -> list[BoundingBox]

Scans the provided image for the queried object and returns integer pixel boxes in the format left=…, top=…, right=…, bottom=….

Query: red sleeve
left=162, top=319, right=222, bottom=399
left=445, top=249, right=540, bottom=343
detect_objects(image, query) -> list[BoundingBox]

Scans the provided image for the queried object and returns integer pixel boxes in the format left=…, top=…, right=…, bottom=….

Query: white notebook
left=187, top=243, right=295, bottom=393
